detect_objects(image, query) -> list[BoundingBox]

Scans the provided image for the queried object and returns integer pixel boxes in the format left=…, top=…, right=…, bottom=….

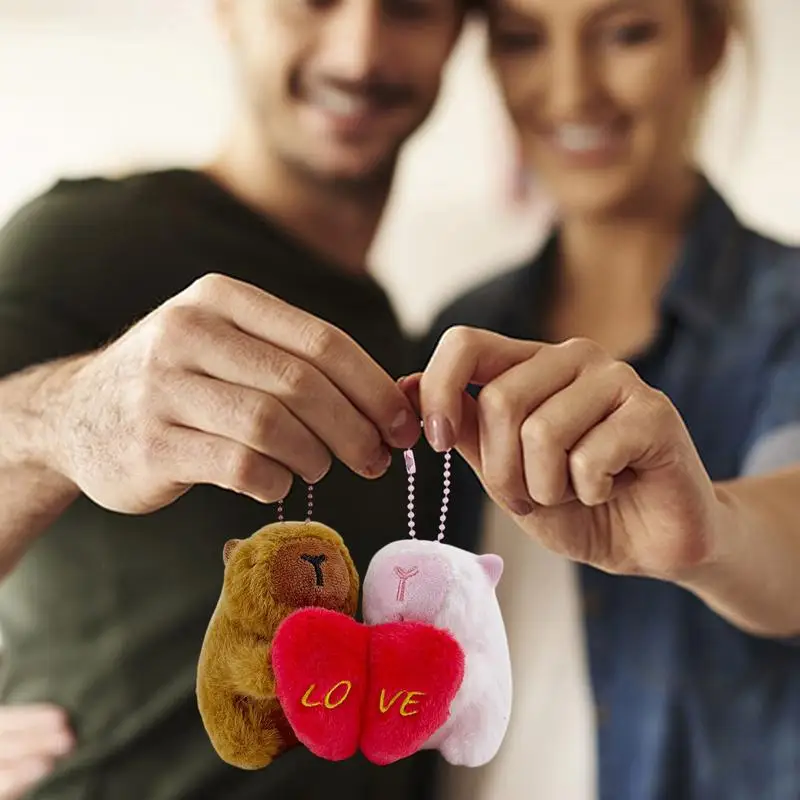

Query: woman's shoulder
left=737, top=220, right=800, bottom=331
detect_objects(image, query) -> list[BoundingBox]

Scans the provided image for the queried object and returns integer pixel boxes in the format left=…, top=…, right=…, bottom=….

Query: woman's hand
left=0, top=704, right=74, bottom=800
left=405, top=327, right=721, bottom=581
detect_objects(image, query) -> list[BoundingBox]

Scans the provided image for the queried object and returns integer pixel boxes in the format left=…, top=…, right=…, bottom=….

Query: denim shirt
left=423, top=181, right=800, bottom=800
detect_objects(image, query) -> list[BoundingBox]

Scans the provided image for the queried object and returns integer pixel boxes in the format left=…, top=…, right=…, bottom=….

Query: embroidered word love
left=272, top=607, right=464, bottom=766
left=300, top=680, right=426, bottom=716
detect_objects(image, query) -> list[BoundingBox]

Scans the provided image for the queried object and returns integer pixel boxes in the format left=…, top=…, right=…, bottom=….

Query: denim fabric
left=425, top=181, right=800, bottom=800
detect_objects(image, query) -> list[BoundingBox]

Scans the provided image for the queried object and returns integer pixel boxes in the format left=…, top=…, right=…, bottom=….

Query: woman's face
left=490, top=0, right=712, bottom=217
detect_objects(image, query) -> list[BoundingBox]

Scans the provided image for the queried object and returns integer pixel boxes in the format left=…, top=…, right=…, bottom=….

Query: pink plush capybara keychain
left=272, top=444, right=513, bottom=768
left=362, top=448, right=512, bottom=767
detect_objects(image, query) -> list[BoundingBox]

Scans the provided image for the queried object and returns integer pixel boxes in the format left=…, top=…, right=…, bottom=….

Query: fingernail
left=425, top=414, right=454, bottom=452
left=509, top=499, right=535, bottom=516
left=388, top=408, right=419, bottom=446
left=390, top=408, right=411, bottom=434
left=365, top=447, right=392, bottom=477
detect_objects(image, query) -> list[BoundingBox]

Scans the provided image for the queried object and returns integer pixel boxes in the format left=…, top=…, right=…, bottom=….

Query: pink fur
left=363, top=540, right=512, bottom=767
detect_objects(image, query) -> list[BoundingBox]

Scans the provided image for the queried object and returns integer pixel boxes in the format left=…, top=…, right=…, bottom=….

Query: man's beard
left=278, top=141, right=400, bottom=201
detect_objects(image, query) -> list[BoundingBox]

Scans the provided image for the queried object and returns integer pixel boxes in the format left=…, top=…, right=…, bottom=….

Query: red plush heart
left=272, top=608, right=464, bottom=765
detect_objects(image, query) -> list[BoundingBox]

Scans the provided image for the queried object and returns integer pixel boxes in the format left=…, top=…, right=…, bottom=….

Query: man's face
left=218, top=0, right=463, bottom=188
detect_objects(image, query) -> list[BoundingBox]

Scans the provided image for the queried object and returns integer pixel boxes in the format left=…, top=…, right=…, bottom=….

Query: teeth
left=311, top=87, right=368, bottom=117
left=556, top=124, right=612, bottom=152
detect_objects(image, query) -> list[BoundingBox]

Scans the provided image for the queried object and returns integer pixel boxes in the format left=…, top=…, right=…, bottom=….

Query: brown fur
left=196, top=520, right=359, bottom=769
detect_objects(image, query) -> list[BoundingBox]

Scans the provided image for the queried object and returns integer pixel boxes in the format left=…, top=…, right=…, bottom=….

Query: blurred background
left=1, top=0, right=799, bottom=334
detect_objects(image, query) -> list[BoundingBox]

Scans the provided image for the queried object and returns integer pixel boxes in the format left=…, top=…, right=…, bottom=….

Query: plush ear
left=477, top=554, right=503, bottom=587
left=223, top=539, right=242, bottom=565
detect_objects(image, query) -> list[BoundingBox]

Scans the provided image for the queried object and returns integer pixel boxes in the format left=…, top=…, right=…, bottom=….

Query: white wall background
left=0, top=0, right=798, bottom=333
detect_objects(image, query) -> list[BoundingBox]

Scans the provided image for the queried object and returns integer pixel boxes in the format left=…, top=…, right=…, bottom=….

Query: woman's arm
left=685, top=466, right=800, bottom=638
left=409, top=326, right=800, bottom=639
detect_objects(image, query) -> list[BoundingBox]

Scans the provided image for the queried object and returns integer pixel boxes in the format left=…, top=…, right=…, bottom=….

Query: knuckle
left=149, top=304, right=199, bottom=352
left=606, top=360, right=638, bottom=385
left=559, top=336, right=606, bottom=363
left=638, top=386, right=673, bottom=425
left=439, top=324, right=477, bottom=354
left=568, top=447, right=596, bottom=482
left=186, top=272, right=230, bottom=303
left=273, top=357, right=315, bottom=395
left=228, top=447, right=264, bottom=489
left=299, top=321, right=342, bottom=362
left=477, top=384, right=515, bottom=422
left=246, top=396, right=281, bottom=445
left=521, top=414, right=558, bottom=449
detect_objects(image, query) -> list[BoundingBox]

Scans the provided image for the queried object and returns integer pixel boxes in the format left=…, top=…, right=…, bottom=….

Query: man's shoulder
left=0, top=170, right=193, bottom=278
left=0, top=169, right=225, bottom=353
left=6, top=169, right=183, bottom=221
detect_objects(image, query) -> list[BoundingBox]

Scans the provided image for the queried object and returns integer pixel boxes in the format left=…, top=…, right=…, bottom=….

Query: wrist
left=673, top=482, right=796, bottom=637
left=670, top=483, right=741, bottom=594
left=7, top=356, right=89, bottom=488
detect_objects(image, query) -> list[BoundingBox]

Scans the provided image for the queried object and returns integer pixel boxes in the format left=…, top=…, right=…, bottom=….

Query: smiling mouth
left=557, top=123, right=615, bottom=152
left=308, top=86, right=374, bottom=119
left=538, top=121, right=629, bottom=168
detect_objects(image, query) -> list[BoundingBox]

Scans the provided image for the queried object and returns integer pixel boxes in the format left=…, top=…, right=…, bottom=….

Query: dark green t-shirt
left=0, top=170, right=437, bottom=800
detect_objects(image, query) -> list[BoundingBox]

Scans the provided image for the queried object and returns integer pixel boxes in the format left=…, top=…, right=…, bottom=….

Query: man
left=0, top=0, right=469, bottom=797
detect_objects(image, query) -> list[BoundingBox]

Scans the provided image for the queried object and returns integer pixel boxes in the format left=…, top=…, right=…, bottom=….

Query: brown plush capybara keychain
left=196, top=485, right=359, bottom=770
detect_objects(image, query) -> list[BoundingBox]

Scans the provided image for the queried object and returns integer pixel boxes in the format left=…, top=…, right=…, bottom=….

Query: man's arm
left=0, top=358, right=85, bottom=578
left=0, top=192, right=106, bottom=580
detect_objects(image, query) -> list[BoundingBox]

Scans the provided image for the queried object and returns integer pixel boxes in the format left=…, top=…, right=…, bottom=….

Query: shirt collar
left=658, top=177, right=746, bottom=331
left=500, top=178, right=747, bottom=340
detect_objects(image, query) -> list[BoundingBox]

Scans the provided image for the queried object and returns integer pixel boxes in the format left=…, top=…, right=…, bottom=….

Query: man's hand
left=0, top=704, right=74, bottom=800
left=405, top=327, right=720, bottom=581
left=35, top=274, right=420, bottom=514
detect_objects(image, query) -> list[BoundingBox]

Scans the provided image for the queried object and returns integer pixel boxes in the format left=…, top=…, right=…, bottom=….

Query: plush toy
left=199, top=444, right=512, bottom=771
left=196, top=520, right=360, bottom=769
left=362, top=538, right=512, bottom=767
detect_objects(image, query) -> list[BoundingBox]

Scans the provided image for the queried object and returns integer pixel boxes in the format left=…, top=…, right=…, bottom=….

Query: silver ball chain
left=276, top=483, right=315, bottom=523
left=404, top=445, right=451, bottom=543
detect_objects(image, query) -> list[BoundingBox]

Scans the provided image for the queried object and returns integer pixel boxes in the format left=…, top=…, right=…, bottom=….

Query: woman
left=407, top=1, right=800, bottom=798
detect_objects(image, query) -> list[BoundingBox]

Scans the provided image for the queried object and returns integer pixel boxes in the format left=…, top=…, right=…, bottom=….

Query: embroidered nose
left=393, top=566, right=419, bottom=601
left=301, top=553, right=327, bottom=587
